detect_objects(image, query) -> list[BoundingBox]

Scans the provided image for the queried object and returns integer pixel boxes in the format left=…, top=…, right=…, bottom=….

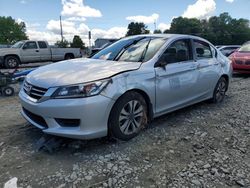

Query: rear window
left=38, top=41, right=48, bottom=49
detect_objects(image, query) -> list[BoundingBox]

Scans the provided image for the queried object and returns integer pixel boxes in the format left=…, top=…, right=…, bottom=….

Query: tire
left=65, top=54, right=74, bottom=60
left=5, top=56, right=19, bottom=68
left=109, top=91, right=148, bottom=141
left=211, top=77, right=228, bottom=103
left=3, top=86, right=14, bottom=96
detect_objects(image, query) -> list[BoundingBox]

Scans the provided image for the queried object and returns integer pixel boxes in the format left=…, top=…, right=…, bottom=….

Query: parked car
left=229, top=42, right=250, bottom=74
left=0, top=40, right=82, bottom=68
left=218, top=45, right=241, bottom=57
left=19, top=34, right=232, bottom=141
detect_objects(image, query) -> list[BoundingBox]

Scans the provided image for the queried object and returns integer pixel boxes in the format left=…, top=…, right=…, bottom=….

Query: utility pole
left=88, top=31, right=91, bottom=54
left=60, top=16, right=63, bottom=42
left=154, top=19, right=157, bottom=31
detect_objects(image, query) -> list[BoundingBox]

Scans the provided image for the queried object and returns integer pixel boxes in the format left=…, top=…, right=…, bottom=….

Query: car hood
left=26, top=58, right=141, bottom=88
left=0, top=48, right=19, bottom=54
left=232, top=51, right=250, bottom=59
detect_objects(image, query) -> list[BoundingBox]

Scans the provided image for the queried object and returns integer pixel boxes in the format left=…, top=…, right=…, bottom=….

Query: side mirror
left=22, top=46, right=27, bottom=50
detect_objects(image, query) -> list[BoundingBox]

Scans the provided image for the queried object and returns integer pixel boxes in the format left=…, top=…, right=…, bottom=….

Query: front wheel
left=211, top=77, right=228, bottom=103
left=109, top=92, right=148, bottom=141
left=5, top=56, right=19, bottom=68
left=3, top=86, right=15, bottom=96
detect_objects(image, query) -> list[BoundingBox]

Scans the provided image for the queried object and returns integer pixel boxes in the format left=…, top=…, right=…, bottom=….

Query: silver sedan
left=19, top=34, right=232, bottom=140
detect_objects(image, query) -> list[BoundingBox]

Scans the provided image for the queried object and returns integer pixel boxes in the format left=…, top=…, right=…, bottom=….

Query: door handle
left=35, top=50, right=39, bottom=52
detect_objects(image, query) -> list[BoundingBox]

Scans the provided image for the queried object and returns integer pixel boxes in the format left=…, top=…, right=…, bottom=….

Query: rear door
left=193, top=39, right=220, bottom=97
left=38, top=41, right=51, bottom=61
left=21, top=41, right=40, bottom=62
left=155, top=39, right=200, bottom=114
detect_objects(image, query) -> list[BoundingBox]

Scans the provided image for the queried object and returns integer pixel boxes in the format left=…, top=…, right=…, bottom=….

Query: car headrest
left=166, top=48, right=177, bottom=54
left=177, top=49, right=188, bottom=61
left=196, top=48, right=204, bottom=55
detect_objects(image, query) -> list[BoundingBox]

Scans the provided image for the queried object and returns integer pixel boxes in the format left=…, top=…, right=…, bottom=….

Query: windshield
left=91, top=36, right=167, bottom=62
left=91, top=36, right=145, bottom=61
left=11, top=41, right=25, bottom=48
left=239, top=43, right=250, bottom=52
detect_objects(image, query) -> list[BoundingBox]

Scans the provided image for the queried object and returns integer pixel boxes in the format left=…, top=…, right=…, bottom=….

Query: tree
left=154, top=29, right=162, bottom=34
left=70, top=35, right=85, bottom=49
left=0, top=16, right=28, bottom=44
left=165, top=17, right=203, bottom=36
left=55, top=40, right=69, bottom=48
left=126, top=22, right=150, bottom=36
left=163, top=12, right=250, bottom=45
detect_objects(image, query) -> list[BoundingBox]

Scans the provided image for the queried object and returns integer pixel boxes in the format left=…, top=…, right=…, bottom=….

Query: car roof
left=124, top=34, right=212, bottom=44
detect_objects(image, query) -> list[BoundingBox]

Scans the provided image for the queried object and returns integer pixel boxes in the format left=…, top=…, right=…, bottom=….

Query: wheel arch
left=108, top=89, right=154, bottom=126
left=4, top=54, right=21, bottom=62
left=64, top=53, right=74, bottom=59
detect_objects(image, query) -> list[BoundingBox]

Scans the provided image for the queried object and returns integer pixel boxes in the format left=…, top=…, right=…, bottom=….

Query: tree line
left=0, top=12, right=250, bottom=47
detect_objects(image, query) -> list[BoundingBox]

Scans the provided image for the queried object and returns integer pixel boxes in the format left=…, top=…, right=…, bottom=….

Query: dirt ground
left=0, top=74, right=249, bottom=188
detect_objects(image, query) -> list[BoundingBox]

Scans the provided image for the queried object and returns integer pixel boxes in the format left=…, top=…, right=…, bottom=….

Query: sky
left=0, top=0, right=250, bottom=45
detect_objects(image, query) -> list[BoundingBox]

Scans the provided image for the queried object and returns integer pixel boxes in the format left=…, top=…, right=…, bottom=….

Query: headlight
left=51, top=79, right=111, bottom=99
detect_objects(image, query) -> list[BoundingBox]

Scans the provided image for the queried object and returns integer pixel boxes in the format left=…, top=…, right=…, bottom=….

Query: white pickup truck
left=0, top=40, right=82, bottom=68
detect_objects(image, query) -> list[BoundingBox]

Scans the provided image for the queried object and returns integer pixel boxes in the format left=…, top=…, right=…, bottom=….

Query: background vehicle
left=0, top=69, right=33, bottom=96
left=229, top=42, right=250, bottom=73
left=218, top=45, right=241, bottom=57
left=19, top=34, right=231, bottom=141
left=0, top=40, right=82, bottom=68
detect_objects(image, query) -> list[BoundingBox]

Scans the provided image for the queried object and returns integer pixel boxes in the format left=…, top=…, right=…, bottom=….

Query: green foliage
left=70, top=35, right=85, bottom=49
left=153, top=29, right=162, bottom=34
left=55, top=40, right=69, bottom=48
left=126, top=22, right=150, bottom=36
left=0, top=16, right=28, bottom=44
left=164, top=12, right=250, bottom=45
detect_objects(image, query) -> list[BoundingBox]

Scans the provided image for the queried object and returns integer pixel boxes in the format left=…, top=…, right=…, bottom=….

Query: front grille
left=23, top=108, right=48, bottom=128
left=235, top=60, right=243, bottom=65
left=23, top=81, right=48, bottom=100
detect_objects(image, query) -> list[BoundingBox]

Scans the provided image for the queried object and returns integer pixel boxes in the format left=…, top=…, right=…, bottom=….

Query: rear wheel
left=211, top=77, right=227, bottom=103
left=3, top=86, right=14, bottom=96
left=64, top=54, right=74, bottom=60
left=109, top=92, right=148, bottom=141
left=5, top=56, right=19, bottom=68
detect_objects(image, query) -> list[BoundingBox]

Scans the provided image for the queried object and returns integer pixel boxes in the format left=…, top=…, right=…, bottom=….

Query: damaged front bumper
left=19, top=89, right=115, bottom=140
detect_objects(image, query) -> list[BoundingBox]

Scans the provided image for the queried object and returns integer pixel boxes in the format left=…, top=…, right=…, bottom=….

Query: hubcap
left=8, top=59, right=17, bottom=67
left=216, top=81, right=226, bottom=102
left=119, top=100, right=144, bottom=135
left=5, top=88, right=12, bottom=95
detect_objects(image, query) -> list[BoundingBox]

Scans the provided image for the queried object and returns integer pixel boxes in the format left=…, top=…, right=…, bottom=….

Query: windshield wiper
left=138, top=38, right=151, bottom=62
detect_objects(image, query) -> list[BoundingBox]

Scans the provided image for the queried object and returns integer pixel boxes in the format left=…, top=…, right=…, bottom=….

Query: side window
left=38, top=41, right=47, bottom=49
left=194, top=40, right=212, bottom=59
left=23, top=42, right=38, bottom=49
left=160, top=39, right=192, bottom=64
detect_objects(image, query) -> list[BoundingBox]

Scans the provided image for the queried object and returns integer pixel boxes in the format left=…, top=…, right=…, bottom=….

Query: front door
left=155, top=39, right=200, bottom=115
left=21, top=41, right=40, bottom=62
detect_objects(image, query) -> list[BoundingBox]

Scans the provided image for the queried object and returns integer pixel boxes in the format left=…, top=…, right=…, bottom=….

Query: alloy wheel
left=119, top=100, right=144, bottom=135
left=215, top=80, right=226, bottom=102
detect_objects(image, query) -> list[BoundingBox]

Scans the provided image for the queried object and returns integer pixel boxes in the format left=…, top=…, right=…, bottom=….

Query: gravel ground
left=0, top=74, right=249, bottom=188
